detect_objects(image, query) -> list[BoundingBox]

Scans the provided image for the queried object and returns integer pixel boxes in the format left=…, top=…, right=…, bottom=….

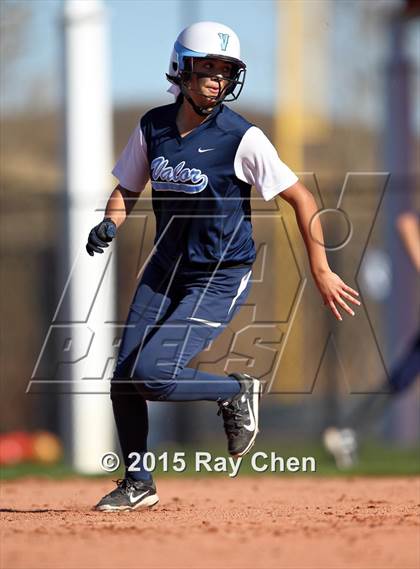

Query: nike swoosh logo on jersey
left=198, top=147, right=215, bottom=153
left=243, top=399, right=256, bottom=432
left=128, top=490, right=149, bottom=504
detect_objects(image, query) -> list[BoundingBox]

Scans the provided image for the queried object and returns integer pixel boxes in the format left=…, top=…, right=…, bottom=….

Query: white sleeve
left=234, top=126, right=298, bottom=201
left=112, top=123, right=149, bottom=193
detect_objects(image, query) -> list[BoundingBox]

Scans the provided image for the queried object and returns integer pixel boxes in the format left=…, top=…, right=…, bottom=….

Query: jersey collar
left=172, top=97, right=224, bottom=142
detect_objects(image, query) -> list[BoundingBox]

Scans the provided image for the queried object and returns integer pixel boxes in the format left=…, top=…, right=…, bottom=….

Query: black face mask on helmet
left=166, top=56, right=246, bottom=117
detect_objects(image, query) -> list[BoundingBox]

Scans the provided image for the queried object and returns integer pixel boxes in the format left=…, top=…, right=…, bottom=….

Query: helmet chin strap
left=180, top=75, right=225, bottom=117
left=183, top=90, right=218, bottom=117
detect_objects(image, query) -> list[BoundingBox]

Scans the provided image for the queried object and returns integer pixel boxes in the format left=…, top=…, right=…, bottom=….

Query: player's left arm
left=234, top=126, right=360, bottom=320
left=280, top=181, right=361, bottom=321
left=396, top=211, right=420, bottom=272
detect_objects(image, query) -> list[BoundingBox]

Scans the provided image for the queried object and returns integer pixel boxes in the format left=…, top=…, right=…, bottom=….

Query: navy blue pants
left=344, top=330, right=420, bottom=430
left=110, top=255, right=253, bottom=480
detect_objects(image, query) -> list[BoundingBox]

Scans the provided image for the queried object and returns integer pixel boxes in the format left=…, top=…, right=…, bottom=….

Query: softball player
left=324, top=211, right=420, bottom=468
left=86, top=21, right=360, bottom=511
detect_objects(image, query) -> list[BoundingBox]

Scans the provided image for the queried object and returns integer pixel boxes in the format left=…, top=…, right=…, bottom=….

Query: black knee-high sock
left=110, top=379, right=152, bottom=482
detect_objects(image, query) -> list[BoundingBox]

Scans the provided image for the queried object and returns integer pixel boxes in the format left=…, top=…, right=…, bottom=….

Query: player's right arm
left=104, top=184, right=141, bottom=229
left=86, top=121, right=149, bottom=256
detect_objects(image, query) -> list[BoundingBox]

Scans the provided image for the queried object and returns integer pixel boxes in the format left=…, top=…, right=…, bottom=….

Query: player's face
left=187, top=58, right=233, bottom=106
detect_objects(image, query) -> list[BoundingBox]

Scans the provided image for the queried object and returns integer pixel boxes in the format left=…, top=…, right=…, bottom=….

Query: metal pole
left=179, top=0, right=200, bottom=28
left=62, top=0, right=115, bottom=472
left=384, top=13, right=418, bottom=443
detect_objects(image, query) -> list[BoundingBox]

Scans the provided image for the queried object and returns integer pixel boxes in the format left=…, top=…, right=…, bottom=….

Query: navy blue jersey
left=112, top=97, right=298, bottom=269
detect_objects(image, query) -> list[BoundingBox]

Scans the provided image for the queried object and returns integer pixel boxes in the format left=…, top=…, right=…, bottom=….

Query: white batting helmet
left=166, top=21, right=246, bottom=110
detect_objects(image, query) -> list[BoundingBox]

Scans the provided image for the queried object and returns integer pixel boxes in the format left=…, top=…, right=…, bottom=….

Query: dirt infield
left=1, top=476, right=419, bottom=569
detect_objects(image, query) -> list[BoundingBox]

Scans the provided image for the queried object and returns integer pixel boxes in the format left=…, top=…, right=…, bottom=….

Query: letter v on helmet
left=218, top=32, right=230, bottom=51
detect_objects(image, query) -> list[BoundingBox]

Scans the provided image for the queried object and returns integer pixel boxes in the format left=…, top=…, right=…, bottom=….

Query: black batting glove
left=86, top=217, right=117, bottom=256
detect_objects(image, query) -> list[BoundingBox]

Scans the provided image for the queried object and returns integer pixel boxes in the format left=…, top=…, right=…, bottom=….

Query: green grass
left=1, top=462, right=76, bottom=480
left=1, top=441, right=419, bottom=480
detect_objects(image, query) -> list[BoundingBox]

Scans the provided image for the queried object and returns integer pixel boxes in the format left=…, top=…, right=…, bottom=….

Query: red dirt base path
left=1, top=476, right=419, bottom=569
